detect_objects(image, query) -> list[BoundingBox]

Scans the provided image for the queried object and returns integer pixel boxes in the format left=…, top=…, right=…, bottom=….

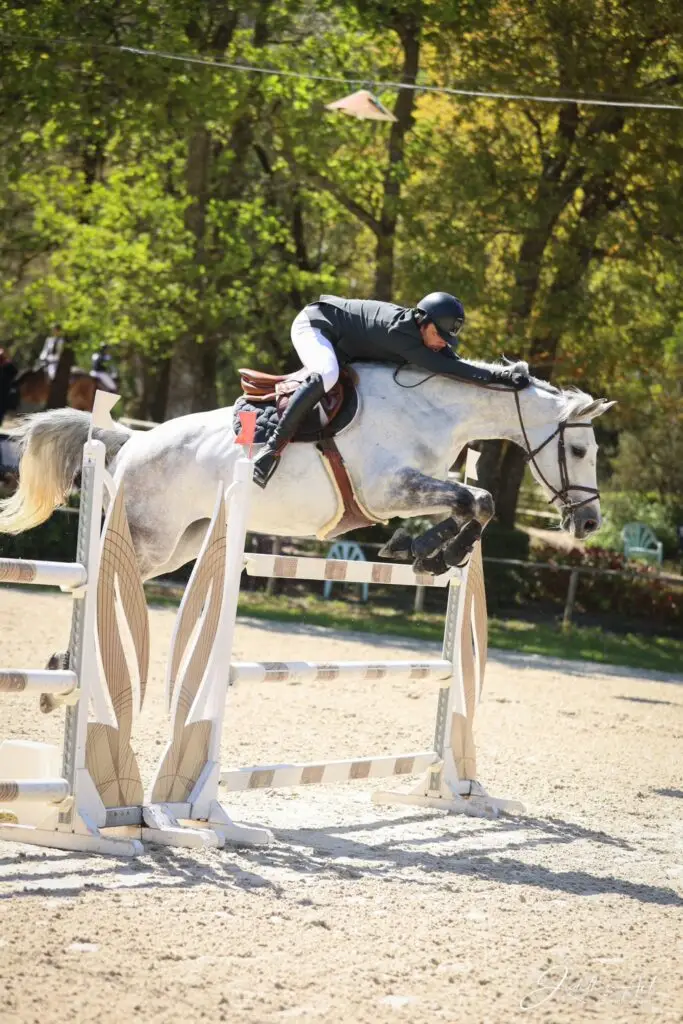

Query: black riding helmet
left=415, top=292, right=465, bottom=345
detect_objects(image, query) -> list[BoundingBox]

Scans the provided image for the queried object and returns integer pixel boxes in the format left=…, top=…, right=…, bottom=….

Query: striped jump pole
left=221, top=752, right=439, bottom=792
left=244, top=552, right=454, bottom=588
left=229, top=659, right=453, bottom=685
left=0, top=668, right=79, bottom=698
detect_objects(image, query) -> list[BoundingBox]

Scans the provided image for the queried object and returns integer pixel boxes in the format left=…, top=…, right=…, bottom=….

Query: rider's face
left=420, top=321, right=448, bottom=351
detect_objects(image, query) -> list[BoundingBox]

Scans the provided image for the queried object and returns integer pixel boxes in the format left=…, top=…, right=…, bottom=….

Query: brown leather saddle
left=239, top=366, right=348, bottom=433
left=238, top=366, right=379, bottom=538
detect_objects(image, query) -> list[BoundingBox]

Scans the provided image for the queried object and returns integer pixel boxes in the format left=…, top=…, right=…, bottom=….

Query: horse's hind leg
left=379, top=469, right=494, bottom=573
left=149, top=519, right=210, bottom=578
left=124, top=509, right=206, bottom=582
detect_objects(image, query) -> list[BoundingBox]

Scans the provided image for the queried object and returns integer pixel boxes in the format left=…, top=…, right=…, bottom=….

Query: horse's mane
left=356, top=358, right=597, bottom=418
left=467, top=358, right=595, bottom=418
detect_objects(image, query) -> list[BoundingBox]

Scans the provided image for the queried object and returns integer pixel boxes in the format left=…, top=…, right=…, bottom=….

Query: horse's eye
left=570, top=445, right=587, bottom=459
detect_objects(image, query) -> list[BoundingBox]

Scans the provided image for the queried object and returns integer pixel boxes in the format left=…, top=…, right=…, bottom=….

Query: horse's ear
left=577, top=398, right=616, bottom=420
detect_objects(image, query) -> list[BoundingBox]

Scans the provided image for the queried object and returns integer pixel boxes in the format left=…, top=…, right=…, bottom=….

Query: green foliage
left=586, top=493, right=680, bottom=556
left=527, top=543, right=682, bottom=628
left=481, top=523, right=530, bottom=560
left=0, top=0, right=680, bottom=445
left=0, top=507, right=79, bottom=562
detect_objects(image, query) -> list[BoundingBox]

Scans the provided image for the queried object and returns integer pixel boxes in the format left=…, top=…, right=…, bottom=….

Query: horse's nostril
left=584, top=519, right=598, bottom=534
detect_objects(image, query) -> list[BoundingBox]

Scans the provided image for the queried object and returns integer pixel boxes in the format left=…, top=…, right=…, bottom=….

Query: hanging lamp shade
left=325, top=89, right=397, bottom=122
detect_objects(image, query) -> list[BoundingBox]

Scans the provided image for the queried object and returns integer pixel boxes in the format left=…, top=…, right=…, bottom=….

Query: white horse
left=0, top=361, right=614, bottom=578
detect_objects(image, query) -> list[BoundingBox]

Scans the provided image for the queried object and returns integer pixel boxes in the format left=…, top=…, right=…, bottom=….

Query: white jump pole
left=229, top=659, right=453, bottom=685
left=0, top=669, right=79, bottom=697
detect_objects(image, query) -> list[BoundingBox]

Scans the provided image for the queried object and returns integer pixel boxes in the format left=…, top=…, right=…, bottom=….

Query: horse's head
left=521, top=388, right=616, bottom=539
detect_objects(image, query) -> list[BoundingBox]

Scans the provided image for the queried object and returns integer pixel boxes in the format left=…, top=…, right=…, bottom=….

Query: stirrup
left=252, top=447, right=281, bottom=489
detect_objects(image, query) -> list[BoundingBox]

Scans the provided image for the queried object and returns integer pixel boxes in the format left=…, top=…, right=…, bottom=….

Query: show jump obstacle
left=0, top=399, right=523, bottom=859
left=220, top=507, right=524, bottom=819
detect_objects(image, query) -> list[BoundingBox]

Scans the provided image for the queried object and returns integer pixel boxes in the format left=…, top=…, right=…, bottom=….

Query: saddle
left=236, top=366, right=382, bottom=539
left=238, top=367, right=351, bottom=434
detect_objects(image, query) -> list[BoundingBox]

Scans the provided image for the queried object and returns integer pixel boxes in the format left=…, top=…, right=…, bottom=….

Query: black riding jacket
left=305, top=295, right=497, bottom=384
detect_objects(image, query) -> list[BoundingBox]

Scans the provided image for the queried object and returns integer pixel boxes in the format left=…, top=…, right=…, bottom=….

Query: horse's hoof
left=411, top=517, right=458, bottom=559
left=443, top=521, right=482, bottom=568
left=378, top=528, right=413, bottom=562
left=412, top=551, right=448, bottom=576
left=41, top=651, right=70, bottom=715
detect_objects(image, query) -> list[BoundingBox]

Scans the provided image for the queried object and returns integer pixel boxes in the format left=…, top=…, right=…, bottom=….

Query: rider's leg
left=252, top=313, right=339, bottom=488
left=289, top=311, right=340, bottom=390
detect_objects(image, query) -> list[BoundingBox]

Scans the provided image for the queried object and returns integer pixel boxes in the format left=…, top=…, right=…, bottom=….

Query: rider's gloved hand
left=493, top=368, right=531, bottom=390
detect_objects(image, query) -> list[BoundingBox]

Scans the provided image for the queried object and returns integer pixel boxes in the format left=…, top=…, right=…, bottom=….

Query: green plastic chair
left=622, top=522, right=663, bottom=565
left=323, top=541, right=369, bottom=603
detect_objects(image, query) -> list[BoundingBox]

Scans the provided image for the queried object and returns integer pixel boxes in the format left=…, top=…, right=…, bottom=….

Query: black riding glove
left=492, top=368, right=531, bottom=390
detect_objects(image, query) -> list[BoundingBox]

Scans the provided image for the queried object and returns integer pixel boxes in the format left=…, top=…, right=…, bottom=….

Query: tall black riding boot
left=252, top=373, right=326, bottom=488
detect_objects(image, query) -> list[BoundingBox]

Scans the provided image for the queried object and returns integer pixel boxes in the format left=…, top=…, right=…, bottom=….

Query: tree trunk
left=478, top=104, right=583, bottom=523
left=505, top=103, right=581, bottom=343
left=46, top=345, right=73, bottom=409
left=475, top=440, right=527, bottom=529
left=166, top=127, right=216, bottom=416
left=483, top=176, right=622, bottom=523
left=529, top=175, right=621, bottom=375
left=145, top=356, right=172, bottom=423
left=373, top=20, right=420, bottom=300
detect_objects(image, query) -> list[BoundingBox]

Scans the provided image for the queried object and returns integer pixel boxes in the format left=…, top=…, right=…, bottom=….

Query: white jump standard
left=0, top=395, right=270, bottom=856
left=0, top=393, right=143, bottom=856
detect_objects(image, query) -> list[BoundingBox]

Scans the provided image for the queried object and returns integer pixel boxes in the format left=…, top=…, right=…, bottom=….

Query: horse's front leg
left=378, top=469, right=494, bottom=574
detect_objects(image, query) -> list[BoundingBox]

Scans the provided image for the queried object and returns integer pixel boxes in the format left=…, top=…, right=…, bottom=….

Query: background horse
left=11, top=365, right=116, bottom=413
left=0, top=360, right=614, bottom=578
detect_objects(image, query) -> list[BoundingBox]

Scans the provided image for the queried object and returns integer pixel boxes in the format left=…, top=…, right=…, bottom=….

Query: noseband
left=514, top=391, right=599, bottom=517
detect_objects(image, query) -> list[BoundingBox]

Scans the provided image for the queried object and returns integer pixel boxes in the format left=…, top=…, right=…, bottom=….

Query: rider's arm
left=387, top=338, right=499, bottom=384
left=384, top=334, right=530, bottom=389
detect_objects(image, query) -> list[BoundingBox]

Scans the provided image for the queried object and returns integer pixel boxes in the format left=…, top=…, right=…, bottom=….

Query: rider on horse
left=90, top=344, right=119, bottom=392
left=38, top=325, right=66, bottom=380
left=252, top=292, right=531, bottom=488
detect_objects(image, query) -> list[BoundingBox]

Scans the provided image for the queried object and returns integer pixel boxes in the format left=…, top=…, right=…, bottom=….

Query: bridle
left=514, top=390, right=599, bottom=517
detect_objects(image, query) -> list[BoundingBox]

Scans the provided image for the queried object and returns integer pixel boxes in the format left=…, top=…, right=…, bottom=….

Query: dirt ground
left=0, top=587, right=681, bottom=1024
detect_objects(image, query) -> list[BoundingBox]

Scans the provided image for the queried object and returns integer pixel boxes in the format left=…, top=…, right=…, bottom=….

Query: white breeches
left=89, top=370, right=117, bottom=391
left=291, top=311, right=340, bottom=392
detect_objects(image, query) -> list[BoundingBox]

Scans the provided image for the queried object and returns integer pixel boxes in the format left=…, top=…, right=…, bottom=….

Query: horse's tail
left=0, top=409, right=132, bottom=534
